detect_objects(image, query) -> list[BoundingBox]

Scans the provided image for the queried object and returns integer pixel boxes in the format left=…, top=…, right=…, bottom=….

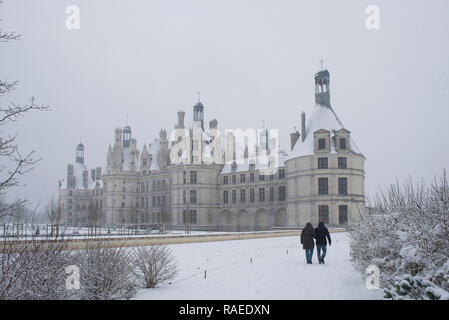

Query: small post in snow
left=250, top=257, right=253, bottom=263
left=204, top=270, right=207, bottom=279
left=286, top=249, right=288, bottom=254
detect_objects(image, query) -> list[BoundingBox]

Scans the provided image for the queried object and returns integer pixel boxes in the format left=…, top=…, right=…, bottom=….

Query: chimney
left=301, top=112, right=306, bottom=142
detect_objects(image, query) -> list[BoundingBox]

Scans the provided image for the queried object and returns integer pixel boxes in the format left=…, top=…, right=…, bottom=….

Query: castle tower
left=123, top=126, right=131, bottom=148
left=315, top=69, right=331, bottom=108
left=112, top=128, right=124, bottom=172
left=193, top=101, right=204, bottom=130
left=76, top=143, right=84, bottom=164
left=158, top=129, right=169, bottom=169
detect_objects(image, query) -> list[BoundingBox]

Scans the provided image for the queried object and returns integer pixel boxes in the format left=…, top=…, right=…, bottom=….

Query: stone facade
left=58, top=69, right=366, bottom=230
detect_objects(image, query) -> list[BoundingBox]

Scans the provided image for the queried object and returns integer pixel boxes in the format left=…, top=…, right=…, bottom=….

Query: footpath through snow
left=134, top=232, right=383, bottom=300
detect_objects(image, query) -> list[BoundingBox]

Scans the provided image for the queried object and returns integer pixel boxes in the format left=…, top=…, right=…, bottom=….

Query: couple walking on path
left=300, top=222, right=332, bottom=264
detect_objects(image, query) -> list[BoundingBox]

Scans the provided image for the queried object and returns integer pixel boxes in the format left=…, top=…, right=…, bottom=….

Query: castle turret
left=176, top=111, right=185, bottom=129
left=158, top=129, right=169, bottom=169
left=315, top=70, right=331, bottom=108
left=123, top=126, right=131, bottom=148
left=76, top=143, right=84, bottom=164
left=193, top=101, right=204, bottom=130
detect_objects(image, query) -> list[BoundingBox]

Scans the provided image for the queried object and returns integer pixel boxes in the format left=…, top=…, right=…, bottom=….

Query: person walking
left=300, top=223, right=316, bottom=264
left=315, top=222, right=332, bottom=264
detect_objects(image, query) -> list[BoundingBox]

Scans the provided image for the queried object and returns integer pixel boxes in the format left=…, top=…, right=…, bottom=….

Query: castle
left=58, top=69, right=366, bottom=231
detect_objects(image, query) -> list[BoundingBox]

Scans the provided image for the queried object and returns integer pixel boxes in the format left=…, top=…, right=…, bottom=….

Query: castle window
left=121, top=202, right=125, bottom=208
left=250, top=173, right=255, bottom=182
left=269, top=186, right=274, bottom=201
left=340, top=138, right=347, bottom=150
left=339, top=205, right=348, bottom=224
left=259, top=174, right=265, bottom=182
left=162, top=180, right=166, bottom=190
left=318, top=205, right=329, bottom=224
left=183, top=190, right=186, bottom=204
left=223, top=190, right=228, bottom=204
left=338, top=157, right=347, bottom=169
left=318, top=138, right=326, bottom=150
left=190, top=190, right=197, bottom=204
left=157, top=181, right=161, bottom=191
left=318, top=178, right=328, bottom=195
left=183, top=210, right=197, bottom=224
left=152, top=181, right=156, bottom=191
left=223, top=176, right=228, bottom=185
left=190, top=210, right=197, bottom=224
left=279, top=186, right=286, bottom=201
left=338, top=178, right=348, bottom=195
left=240, top=189, right=246, bottom=203
left=190, top=171, right=197, bottom=184
left=232, top=190, right=236, bottom=203
left=193, top=140, right=199, bottom=151
left=183, top=171, right=186, bottom=184
left=278, top=169, right=285, bottom=179
left=240, top=174, right=246, bottom=183
left=318, top=157, right=328, bottom=169
left=141, top=183, right=145, bottom=192
left=259, top=187, right=265, bottom=202
left=143, top=158, right=147, bottom=166
left=152, top=197, right=156, bottom=207
left=250, top=188, right=255, bottom=202
left=157, top=196, right=161, bottom=207
left=162, top=196, right=166, bottom=207
left=232, top=175, right=236, bottom=184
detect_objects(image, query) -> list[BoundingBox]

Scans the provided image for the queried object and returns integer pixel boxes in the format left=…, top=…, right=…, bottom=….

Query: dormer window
left=340, top=138, right=346, bottom=150
left=318, top=138, right=326, bottom=150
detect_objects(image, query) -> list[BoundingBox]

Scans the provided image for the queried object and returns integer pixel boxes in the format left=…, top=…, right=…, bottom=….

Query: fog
left=1, top=0, right=448, bottom=208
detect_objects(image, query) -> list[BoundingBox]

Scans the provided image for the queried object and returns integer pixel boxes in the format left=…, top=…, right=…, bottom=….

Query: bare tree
left=46, top=196, right=65, bottom=238
left=0, top=236, right=76, bottom=300
left=78, top=241, right=137, bottom=300
left=130, top=245, right=178, bottom=289
left=87, top=200, right=103, bottom=236
left=0, top=0, right=49, bottom=222
left=349, top=171, right=449, bottom=300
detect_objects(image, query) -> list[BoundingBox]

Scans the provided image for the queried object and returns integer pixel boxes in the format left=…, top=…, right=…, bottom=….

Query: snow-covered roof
left=89, top=179, right=103, bottom=190
left=220, top=150, right=288, bottom=174
left=287, top=104, right=362, bottom=160
left=122, top=147, right=140, bottom=171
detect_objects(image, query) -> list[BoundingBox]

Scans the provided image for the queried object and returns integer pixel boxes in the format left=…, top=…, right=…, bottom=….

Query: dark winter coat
left=300, top=223, right=316, bottom=249
left=315, top=222, right=331, bottom=246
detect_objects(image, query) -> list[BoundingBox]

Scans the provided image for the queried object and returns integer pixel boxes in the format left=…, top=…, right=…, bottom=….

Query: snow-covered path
left=134, top=232, right=383, bottom=300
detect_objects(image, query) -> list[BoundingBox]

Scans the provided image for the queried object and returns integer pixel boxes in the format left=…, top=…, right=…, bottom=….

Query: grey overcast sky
left=1, top=0, right=448, bottom=208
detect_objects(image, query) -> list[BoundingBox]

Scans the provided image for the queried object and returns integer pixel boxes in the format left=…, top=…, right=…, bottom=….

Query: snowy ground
left=134, top=232, right=383, bottom=300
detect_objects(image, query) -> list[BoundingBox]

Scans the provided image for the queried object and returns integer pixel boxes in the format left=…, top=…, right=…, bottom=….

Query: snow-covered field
left=134, top=232, right=383, bottom=300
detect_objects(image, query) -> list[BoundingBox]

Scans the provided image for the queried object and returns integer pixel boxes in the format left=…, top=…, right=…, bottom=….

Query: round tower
left=193, top=101, right=204, bottom=130
left=76, top=143, right=84, bottom=164
left=123, top=126, right=131, bottom=148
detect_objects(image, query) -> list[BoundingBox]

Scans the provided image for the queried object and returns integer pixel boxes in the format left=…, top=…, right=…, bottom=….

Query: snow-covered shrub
left=130, top=245, right=177, bottom=288
left=349, top=171, right=449, bottom=300
left=78, top=242, right=137, bottom=300
left=0, top=238, right=77, bottom=300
